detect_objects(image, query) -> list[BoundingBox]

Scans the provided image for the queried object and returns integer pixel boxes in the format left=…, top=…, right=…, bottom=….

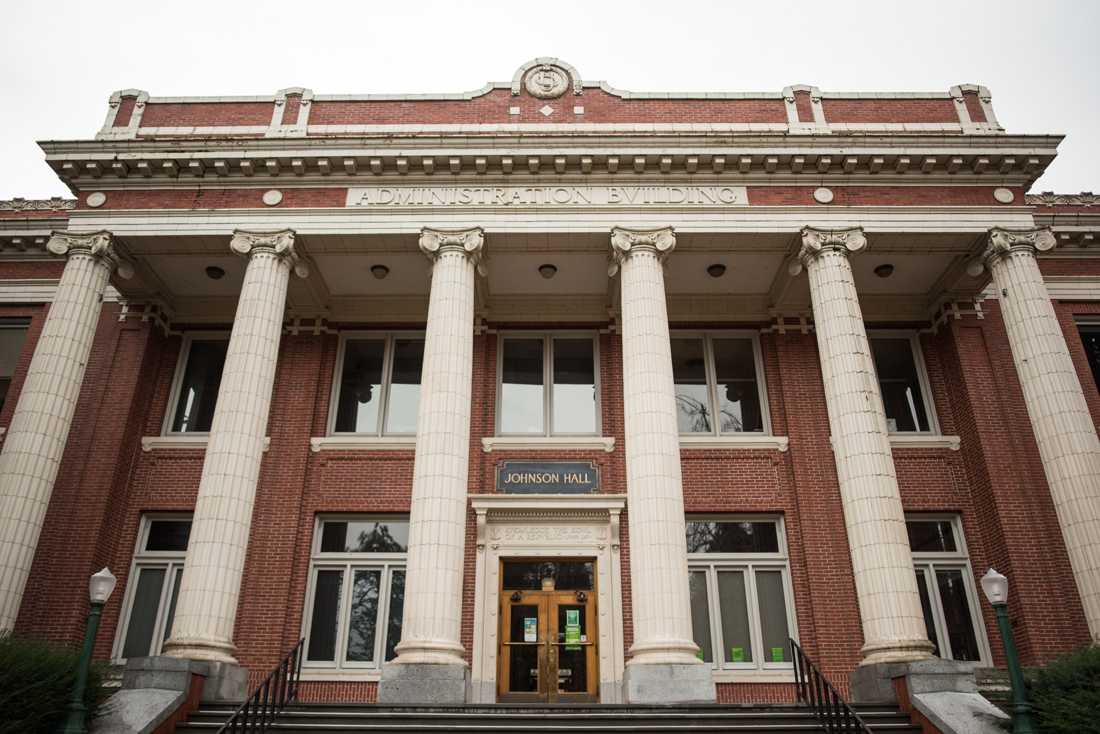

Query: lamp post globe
left=61, top=568, right=116, bottom=734
left=981, top=568, right=1037, bottom=734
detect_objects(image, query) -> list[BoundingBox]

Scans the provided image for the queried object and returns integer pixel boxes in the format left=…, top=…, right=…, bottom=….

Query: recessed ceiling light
left=370, top=264, right=390, bottom=279
left=538, top=264, right=558, bottom=279
left=706, top=263, right=727, bottom=278
left=874, top=263, right=895, bottom=278
left=205, top=266, right=225, bottom=280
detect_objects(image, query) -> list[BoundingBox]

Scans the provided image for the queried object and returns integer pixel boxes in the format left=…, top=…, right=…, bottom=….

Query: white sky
left=2, top=0, right=1097, bottom=199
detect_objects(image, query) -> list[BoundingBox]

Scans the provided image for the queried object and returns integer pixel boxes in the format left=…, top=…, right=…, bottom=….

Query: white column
left=380, top=227, right=483, bottom=703
left=0, top=231, right=128, bottom=630
left=163, top=229, right=306, bottom=663
left=980, top=227, right=1100, bottom=641
left=610, top=227, right=714, bottom=703
left=796, top=226, right=934, bottom=665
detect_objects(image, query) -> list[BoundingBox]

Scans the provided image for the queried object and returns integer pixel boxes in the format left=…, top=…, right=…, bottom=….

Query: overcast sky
left=2, top=0, right=1097, bottom=199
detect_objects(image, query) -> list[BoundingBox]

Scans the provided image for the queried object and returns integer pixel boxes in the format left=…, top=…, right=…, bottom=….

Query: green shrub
left=1031, top=644, right=1100, bottom=734
left=0, top=632, right=110, bottom=734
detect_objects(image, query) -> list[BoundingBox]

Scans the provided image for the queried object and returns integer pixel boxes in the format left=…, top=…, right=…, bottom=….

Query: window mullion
left=545, top=336, right=553, bottom=436
left=337, top=565, right=353, bottom=668
left=378, top=336, right=394, bottom=437
left=703, top=336, right=719, bottom=436
left=926, top=564, right=953, bottom=660
left=708, top=565, right=724, bottom=668
left=375, top=565, right=391, bottom=667
left=744, top=563, right=765, bottom=668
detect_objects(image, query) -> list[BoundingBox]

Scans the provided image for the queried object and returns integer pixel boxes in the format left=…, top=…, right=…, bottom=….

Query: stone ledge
left=889, top=434, right=962, bottom=451
left=141, top=435, right=271, bottom=452
left=679, top=435, right=789, bottom=452
left=310, top=436, right=416, bottom=452
left=481, top=436, right=615, bottom=453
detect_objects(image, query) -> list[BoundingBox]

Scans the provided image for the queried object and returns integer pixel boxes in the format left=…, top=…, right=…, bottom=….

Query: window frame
left=906, top=513, right=992, bottom=664
left=1075, top=318, right=1100, bottom=394
left=111, top=513, right=192, bottom=663
left=670, top=331, right=772, bottom=436
left=326, top=331, right=426, bottom=437
left=867, top=330, right=940, bottom=435
left=300, top=515, right=408, bottom=672
left=494, top=331, right=602, bottom=437
left=162, top=331, right=231, bottom=437
left=686, top=514, right=798, bottom=672
left=0, top=318, right=30, bottom=413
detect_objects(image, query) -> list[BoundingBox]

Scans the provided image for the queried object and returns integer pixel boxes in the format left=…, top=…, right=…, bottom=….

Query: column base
left=378, top=662, right=469, bottom=704
left=850, top=659, right=980, bottom=704
left=161, top=636, right=238, bottom=665
left=623, top=662, right=716, bottom=704
left=859, top=637, right=936, bottom=666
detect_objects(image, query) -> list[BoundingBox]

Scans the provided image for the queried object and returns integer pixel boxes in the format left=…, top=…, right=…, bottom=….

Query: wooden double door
left=497, top=559, right=599, bottom=703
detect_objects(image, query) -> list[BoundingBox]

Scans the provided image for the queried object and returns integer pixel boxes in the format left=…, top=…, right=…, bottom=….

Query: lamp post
left=980, top=568, right=1037, bottom=734
left=61, top=568, right=117, bottom=734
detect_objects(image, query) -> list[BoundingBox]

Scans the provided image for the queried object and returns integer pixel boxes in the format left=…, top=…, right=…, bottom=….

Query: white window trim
left=300, top=515, right=408, bottom=674
left=111, top=514, right=191, bottom=664
left=495, top=331, right=603, bottom=438
left=161, top=331, right=230, bottom=437
left=671, top=331, right=773, bottom=437
left=907, top=514, right=993, bottom=665
left=686, top=515, right=798, bottom=673
left=326, top=331, right=425, bottom=437
left=867, top=330, right=941, bottom=435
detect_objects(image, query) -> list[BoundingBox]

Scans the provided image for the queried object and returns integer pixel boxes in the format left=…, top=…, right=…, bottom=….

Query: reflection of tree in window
left=353, top=524, right=405, bottom=553
left=345, top=570, right=380, bottom=661
left=686, top=521, right=778, bottom=554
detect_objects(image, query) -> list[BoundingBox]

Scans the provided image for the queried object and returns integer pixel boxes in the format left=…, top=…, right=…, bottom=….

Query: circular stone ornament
left=813, top=187, right=834, bottom=204
left=525, top=64, right=569, bottom=99
left=993, top=187, right=1015, bottom=204
left=86, top=192, right=107, bottom=208
left=262, top=189, right=283, bottom=207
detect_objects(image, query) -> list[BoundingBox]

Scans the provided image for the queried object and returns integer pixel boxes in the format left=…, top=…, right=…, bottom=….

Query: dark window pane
left=672, top=338, right=712, bottom=433
left=345, top=570, right=381, bottom=662
left=307, top=570, right=343, bottom=662
left=713, top=339, right=763, bottom=433
left=122, top=568, right=166, bottom=659
left=870, top=338, right=930, bottom=432
left=906, top=521, right=957, bottom=553
left=686, top=521, right=779, bottom=554
left=385, top=570, right=405, bottom=662
left=334, top=340, right=385, bottom=433
left=555, top=604, right=588, bottom=693
left=689, top=570, right=713, bottom=663
left=915, top=571, right=942, bottom=657
left=161, top=567, right=183, bottom=646
left=320, top=519, right=409, bottom=553
left=171, top=340, right=228, bottom=433
left=146, top=521, right=192, bottom=552
left=1080, top=326, right=1100, bottom=393
left=502, top=561, right=594, bottom=591
left=552, top=338, right=596, bottom=434
left=508, top=604, right=540, bottom=692
left=0, top=326, right=28, bottom=413
left=717, top=570, right=753, bottom=663
left=385, top=339, right=423, bottom=434
left=501, top=339, right=544, bottom=433
left=756, top=570, right=791, bottom=663
left=937, top=569, right=981, bottom=661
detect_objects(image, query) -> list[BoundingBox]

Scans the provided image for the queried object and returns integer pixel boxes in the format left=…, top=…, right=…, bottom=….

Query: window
left=907, top=516, right=990, bottom=663
left=868, top=334, right=935, bottom=433
left=671, top=334, right=768, bottom=435
left=497, top=334, right=598, bottom=436
left=0, top=320, right=29, bottom=413
left=113, top=516, right=191, bottom=661
left=687, top=517, right=796, bottom=671
left=1079, top=323, right=1100, bottom=394
left=303, top=517, right=408, bottom=670
left=330, top=334, right=424, bottom=435
left=166, top=335, right=229, bottom=434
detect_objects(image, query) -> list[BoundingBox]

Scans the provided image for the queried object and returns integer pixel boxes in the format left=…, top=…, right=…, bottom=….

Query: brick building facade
left=0, top=58, right=1098, bottom=706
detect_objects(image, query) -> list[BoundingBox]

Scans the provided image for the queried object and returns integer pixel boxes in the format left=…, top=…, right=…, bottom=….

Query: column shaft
left=800, top=227, right=933, bottom=665
left=0, top=232, right=121, bottom=630
left=984, top=228, right=1100, bottom=641
left=163, top=230, right=300, bottom=663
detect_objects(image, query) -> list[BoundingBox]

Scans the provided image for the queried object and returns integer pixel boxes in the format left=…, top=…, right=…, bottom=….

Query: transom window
left=303, top=517, right=408, bottom=670
left=113, top=516, right=192, bottom=661
left=687, top=517, right=796, bottom=671
left=907, top=515, right=990, bottom=663
left=330, top=334, right=424, bottom=435
left=497, top=334, right=599, bottom=436
left=165, top=334, right=229, bottom=434
left=868, top=334, right=935, bottom=433
left=1078, top=323, right=1100, bottom=394
left=0, top=319, right=29, bottom=413
left=670, top=334, right=768, bottom=435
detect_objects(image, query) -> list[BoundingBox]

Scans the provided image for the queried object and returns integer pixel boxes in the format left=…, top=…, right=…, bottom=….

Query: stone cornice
left=608, top=226, right=676, bottom=275
left=0, top=198, right=76, bottom=212
left=45, top=230, right=132, bottom=277
left=1026, top=192, right=1099, bottom=207
left=796, top=226, right=868, bottom=268
left=229, top=228, right=310, bottom=278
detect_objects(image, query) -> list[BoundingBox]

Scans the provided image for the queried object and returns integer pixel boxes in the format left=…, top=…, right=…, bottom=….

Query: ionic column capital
left=230, top=229, right=309, bottom=278
left=795, top=226, right=867, bottom=271
left=982, top=226, right=1057, bottom=266
left=46, top=230, right=133, bottom=278
left=419, top=227, right=485, bottom=270
left=608, top=226, right=675, bottom=276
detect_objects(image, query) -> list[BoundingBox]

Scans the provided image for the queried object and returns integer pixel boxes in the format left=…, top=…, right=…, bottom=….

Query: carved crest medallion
left=525, top=64, right=569, bottom=99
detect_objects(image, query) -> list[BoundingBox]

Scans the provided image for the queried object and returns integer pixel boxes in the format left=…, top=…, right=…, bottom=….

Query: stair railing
left=216, top=638, right=304, bottom=733
left=790, top=638, right=872, bottom=734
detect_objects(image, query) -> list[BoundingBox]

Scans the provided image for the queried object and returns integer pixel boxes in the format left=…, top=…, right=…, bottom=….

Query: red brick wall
left=140, top=102, right=273, bottom=127
left=820, top=98, right=957, bottom=123
left=963, top=92, right=987, bottom=123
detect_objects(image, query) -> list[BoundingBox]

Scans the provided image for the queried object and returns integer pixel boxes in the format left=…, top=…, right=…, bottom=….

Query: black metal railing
left=790, top=638, right=872, bottom=734
left=217, top=639, right=304, bottom=733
